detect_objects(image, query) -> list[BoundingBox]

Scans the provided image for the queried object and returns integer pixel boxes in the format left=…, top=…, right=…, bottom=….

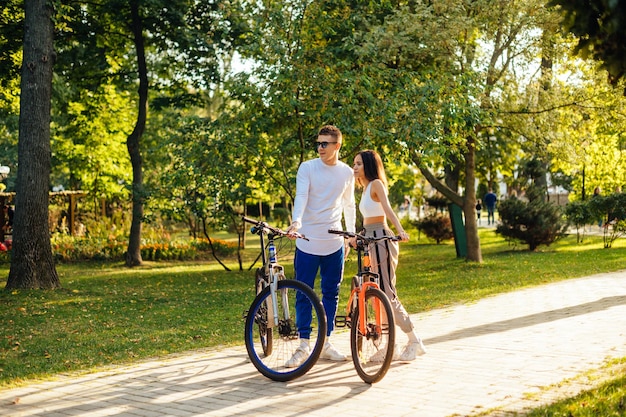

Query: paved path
left=2, top=270, right=626, bottom=417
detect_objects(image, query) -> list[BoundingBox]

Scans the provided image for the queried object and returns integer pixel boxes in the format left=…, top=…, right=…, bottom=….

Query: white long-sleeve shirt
left=291, top=158, right=356, bottom=255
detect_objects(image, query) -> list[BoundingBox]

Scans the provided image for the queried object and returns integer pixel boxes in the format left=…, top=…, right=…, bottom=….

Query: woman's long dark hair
left=357, top=150, right=388, bottom=189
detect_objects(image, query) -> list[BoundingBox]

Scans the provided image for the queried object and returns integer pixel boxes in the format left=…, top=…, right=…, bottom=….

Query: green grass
left=523, top=359, right=626, bottom=416
left=1, top=229, right=625, bottom=414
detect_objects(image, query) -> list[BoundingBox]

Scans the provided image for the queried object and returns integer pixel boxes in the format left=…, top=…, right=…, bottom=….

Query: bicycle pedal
left=335, top=315, right=350, bottom=328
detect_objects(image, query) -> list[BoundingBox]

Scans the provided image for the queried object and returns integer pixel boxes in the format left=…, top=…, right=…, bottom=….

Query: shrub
left=414, top=213, right=454, bottom=244
left=564, top=200, right=595, bottom=242
left=592, top=193, right=626, bottom=248
left=496, top=186, right=568, bottom=251
left=190, top=238, right=237, bottom=257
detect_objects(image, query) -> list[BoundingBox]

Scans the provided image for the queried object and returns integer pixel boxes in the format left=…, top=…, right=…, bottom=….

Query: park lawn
left=522, top=358, right=626, bottom=417
left=0, top=229, right=625, bottom=392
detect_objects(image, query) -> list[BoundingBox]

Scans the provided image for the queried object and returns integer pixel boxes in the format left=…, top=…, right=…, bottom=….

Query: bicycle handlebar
left=328, top=229, right=400, bottom=243
left=242, top=216, right=309, bottom=241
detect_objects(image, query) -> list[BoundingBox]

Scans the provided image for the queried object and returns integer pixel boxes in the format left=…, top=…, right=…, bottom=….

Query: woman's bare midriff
left=363, top=216, right=386, bottom=226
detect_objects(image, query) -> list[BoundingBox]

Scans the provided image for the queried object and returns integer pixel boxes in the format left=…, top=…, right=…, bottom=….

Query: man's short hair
left=318, top=125, right=342, bottom=142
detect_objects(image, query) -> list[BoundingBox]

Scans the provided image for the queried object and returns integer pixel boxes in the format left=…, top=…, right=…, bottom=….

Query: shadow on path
left=425, top=295, right=626, bottom=345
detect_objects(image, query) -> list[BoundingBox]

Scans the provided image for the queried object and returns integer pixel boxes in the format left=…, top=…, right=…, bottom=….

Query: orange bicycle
left=328, top=229, right=397, bottom=384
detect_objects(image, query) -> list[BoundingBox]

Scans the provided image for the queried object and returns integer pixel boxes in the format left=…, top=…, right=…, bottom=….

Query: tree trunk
left=6, top=0, right=60, bottom=289
left=125, top=0, right=148, bottom=267
left=463, top=137, right=483, bottom=263
left=413, top=146, right=483, bottom=263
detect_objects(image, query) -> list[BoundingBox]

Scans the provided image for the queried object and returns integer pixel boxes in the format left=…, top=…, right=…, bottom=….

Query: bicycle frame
left=253, top=223, right=286, bottom=329
left=329, top=228, right=397, bottom=383
left=347, top=240, right=386, bottom=336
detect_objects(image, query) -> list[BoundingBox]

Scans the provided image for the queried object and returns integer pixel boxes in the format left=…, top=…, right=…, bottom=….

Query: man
left=484, top=189, right=497, bottom=225
left=286, top=125, right=356, bottom=367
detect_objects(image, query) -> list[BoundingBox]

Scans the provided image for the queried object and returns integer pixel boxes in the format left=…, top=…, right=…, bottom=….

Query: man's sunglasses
left=315, top=141, right=338, bottom=149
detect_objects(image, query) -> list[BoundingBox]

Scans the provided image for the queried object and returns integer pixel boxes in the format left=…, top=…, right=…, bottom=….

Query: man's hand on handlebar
left=286, top=221, right=300, bottom=240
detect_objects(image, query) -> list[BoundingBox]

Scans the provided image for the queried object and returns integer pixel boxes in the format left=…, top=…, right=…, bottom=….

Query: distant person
left=484, top=189, right=497, bottom=225
left=399, top=196, right=411, bottom=218
left=475, top=200, right=482, bottom=225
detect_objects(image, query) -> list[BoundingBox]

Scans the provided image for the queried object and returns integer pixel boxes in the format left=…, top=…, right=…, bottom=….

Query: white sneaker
left=398, top=339, right=427, bottom=361
left=320, top=341, right=348, bottom=361
left=285, top=345, right=310, bottom=368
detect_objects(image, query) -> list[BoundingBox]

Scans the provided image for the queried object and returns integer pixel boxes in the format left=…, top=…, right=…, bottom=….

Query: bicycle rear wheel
left=244, top=279, right=327, bottom=382
left=350, top=287, right=395, bottom=383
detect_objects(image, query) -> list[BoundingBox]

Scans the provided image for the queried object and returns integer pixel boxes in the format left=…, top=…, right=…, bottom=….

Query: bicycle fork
left=267, top=263, right=286, bottom=328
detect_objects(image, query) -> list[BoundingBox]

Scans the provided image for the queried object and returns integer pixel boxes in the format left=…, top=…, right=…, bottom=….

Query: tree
left=6, top=0, right=60, bottom=289
left=222, top=0, right=564, bottom=264
left=151, top=114, right=253, bottom=271
left=51, top=0, right=245, bottom=266
left=124, top=0, right=149, bottom=266
left=345, top=0, right=560, bottom=262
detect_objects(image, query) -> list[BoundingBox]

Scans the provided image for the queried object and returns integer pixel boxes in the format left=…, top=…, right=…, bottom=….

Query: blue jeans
left=294, top=247, right=344, bottom=338
left=487, top=206, right=495, bottom=224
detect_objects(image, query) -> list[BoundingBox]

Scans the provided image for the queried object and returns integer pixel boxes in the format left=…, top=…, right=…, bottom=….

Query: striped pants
left=362, top=222, right=414, bottom=333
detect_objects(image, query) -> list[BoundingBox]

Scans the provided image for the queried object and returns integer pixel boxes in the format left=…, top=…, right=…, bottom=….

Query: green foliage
left=0, top=0, right=23, bottom=87
left=496, top=187, right=568, bottom=251
left=564, top=199, right=595, bottom=242
left=189, top=238, right=237, bottom=258
left=425, top=195, right=450, bottom=213
left=413, top=213, right=454, bottom=244
left=42, top=234, right=237, bottom=263
left=550, top=0, right=626, bottom=91
left=271, top=207, right=290, bottom=228
left=589, top=192, right=626, bottom=248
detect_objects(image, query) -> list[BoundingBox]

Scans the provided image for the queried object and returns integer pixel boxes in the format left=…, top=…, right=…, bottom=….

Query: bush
left=564, top=200, right=595, bottom=242
left=496, top=186, right=568, bottom=251
left=190, top=238, right=237, bottom=257
left=590, top=193, right=626, bottom=248
left=44, top=235, right=234, bottom=263
left=413, top=213, right=454, bottom=244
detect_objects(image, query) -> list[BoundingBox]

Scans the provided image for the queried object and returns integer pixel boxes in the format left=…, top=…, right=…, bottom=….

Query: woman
left=352, top=150, right=426, bottom=361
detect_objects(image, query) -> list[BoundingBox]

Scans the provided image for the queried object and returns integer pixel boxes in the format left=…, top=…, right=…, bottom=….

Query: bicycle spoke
left=244, top=280, right=327, bottom=382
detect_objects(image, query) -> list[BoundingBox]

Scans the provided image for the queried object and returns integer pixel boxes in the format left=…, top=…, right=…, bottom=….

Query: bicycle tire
left=350, top=287, right=396, bottom=383
left=244, top=279, right=327, bottom=382
left=254, top=268, right=273, bottom=356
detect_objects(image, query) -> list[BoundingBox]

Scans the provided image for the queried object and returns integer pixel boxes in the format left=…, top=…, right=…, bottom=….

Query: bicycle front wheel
left=350, top=287, right=396, bottom=384
left=244, top=279, right=327, bottom=382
